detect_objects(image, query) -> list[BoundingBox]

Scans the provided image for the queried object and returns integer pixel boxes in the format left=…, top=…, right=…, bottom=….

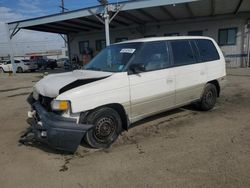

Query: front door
left=128, top=41, right=175, bottom=122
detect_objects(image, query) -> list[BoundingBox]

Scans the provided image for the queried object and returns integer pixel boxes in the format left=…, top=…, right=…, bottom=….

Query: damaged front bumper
left=23, top=98, right=93, bottom=153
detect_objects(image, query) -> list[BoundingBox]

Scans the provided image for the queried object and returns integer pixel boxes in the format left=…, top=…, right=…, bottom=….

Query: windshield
left=84, top=43, right=142, bottom=72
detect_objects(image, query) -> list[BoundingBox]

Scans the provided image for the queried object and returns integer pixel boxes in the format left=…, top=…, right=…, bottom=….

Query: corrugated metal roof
left=8, top=0, right=250, bottom=34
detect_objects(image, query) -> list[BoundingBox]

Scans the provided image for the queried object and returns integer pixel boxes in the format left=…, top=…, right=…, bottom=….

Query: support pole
left=91, top=3, right=122, bottom=47
left=61, top=0, right=65, bottom=13
left=104, top=6, right=110, bottom=46
left=67, top=34, right=73, bottom=70
left=5, top=23, right=16, bottom=74
left=247, top=20, right=250, bottom=67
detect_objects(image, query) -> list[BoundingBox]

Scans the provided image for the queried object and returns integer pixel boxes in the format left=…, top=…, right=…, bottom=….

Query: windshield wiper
left=85, top=67, right=101, bottom=71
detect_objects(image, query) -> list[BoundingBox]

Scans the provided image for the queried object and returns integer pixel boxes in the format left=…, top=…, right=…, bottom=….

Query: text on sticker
left=120, top=49, right=136, bottom=53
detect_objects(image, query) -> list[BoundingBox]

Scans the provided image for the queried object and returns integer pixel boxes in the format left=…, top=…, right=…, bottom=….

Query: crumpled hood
left=35, top=70, right=112, bottom=98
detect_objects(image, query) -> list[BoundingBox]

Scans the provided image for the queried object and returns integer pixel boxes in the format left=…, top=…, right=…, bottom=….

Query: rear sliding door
left=169, top=40, right=207, bottom=105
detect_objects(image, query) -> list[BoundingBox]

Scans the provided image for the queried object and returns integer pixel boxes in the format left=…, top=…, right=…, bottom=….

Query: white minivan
left=25, top=36, right=226, bottom=152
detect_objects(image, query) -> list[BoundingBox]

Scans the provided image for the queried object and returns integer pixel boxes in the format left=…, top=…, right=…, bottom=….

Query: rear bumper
left=27, top=99, right=93, bottom=153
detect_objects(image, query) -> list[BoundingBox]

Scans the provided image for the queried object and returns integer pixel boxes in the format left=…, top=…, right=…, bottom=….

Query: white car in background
left=0, top=60, right=38, bottom=73
left=57, top=58, right=69, bottom=68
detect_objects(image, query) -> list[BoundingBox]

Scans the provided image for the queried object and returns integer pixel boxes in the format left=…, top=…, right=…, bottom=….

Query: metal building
left=6, top=0, right=250, bottom=71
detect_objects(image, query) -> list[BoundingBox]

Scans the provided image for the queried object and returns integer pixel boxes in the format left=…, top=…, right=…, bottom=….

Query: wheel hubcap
left=205, top=90, right=214, bottom=105
left=94, top=117, right=116, bottom=141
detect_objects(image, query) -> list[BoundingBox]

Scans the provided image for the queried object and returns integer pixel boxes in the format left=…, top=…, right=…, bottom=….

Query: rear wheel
left=81, top=107, right=122, bottom=149
left=198, top=83, right=217, bottom=111
left=17, top=67, right=23, bottom=73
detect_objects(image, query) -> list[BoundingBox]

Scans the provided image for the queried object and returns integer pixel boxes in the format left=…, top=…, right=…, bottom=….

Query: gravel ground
left=0, top=68, right=249, bottom=188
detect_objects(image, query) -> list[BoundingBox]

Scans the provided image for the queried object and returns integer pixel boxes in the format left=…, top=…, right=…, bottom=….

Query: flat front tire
left=199, top=83, right=217, bottom=111
left=81, top=107, right=122, bottom=149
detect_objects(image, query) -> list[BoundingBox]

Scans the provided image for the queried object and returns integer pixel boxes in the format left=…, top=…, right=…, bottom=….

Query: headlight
left=51, top=100, right=70, bottom=111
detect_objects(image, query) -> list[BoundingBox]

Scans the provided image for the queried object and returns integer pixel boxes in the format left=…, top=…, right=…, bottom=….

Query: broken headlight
left=51, top=100, right=70, bottom=111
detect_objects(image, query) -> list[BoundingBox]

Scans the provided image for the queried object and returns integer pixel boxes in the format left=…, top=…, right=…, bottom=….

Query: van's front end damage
left=21, top=95, right=93, bottom=153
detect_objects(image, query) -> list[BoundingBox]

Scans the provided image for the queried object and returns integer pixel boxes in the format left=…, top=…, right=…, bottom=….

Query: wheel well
left=82, top=103, right=129, bottom=131
left=105, top=103, right=129, bottom=131
left=208, top=80, right=220, bottom=97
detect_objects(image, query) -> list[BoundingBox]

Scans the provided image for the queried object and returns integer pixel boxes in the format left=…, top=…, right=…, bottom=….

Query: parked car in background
left=25, top=36, right=226, bottom=153
left=47, top=59, right=57, bottom=70
left=30, top=56, right=57, bottom=70
left=64, top=59, right=71, bottom=70
left=57, top=58, right=69, bottom=68
left=0, top=60, right=38, bottom=73
left=30, top=56, right=46, bottom=70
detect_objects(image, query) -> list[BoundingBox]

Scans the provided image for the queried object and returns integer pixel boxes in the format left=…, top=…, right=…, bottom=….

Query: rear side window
left=196, top=39, right=220, bottom=62
left=170, top=40, right=197, bottom=66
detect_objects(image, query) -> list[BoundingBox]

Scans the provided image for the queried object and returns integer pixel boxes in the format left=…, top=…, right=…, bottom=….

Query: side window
left=131, top=41, right=170, bottom=71
left=196, top=39, right=220, bottom=62
left=96, top=40, right=106, bottom=51
left=6, top=61, right=11, bottom=65
left=79, top=41, right=89, bottom=54
left=170, top=40, right=197, bottom=66
left=15, top=60, right=20, bottom=64
left=218, top=28, right=237, bottom=46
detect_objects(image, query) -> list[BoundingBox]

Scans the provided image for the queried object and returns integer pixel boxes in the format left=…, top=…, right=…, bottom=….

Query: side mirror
left=129, top=63, right=145, bottom=74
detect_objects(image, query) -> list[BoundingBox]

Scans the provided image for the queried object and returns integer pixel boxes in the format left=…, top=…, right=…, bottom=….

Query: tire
left=199, top=83, right=217, bottom=111
left=17, top=67, right=23, bottom=73
left=81, top=107, right=123, bottom=149
left=0, top=68, right=5, bottom=73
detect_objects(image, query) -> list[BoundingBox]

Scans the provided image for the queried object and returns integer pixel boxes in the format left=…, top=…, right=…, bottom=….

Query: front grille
left=38, top=95, right=53, bottom=111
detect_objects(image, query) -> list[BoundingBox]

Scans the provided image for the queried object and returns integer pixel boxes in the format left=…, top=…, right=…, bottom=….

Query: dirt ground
left=0, top=68, right=250, bottom=188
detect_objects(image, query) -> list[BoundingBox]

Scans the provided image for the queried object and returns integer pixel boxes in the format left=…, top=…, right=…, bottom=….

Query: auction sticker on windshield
left=120, top=49, right=136, bottom=53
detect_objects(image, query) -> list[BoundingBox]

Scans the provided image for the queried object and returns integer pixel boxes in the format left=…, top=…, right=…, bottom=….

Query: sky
left=0, top=0, right=129, bottom=56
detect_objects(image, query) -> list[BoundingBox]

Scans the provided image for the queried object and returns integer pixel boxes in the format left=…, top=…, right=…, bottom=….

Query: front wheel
left=81, top=107, right=122, bottom=149
left=198, top=83, right=217, bottom=111
left=0, top=68, right=5, bottom=73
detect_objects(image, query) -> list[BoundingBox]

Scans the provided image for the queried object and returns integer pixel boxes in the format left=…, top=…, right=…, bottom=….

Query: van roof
left=117, top=36, right=213, bottom=44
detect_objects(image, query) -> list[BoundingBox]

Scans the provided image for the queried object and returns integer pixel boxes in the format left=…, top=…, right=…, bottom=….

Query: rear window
left=170, top=40, right=197, bottom=66
left=196, top=39, right=220, bottom=62
left=22, top=60, right=30, bottom=62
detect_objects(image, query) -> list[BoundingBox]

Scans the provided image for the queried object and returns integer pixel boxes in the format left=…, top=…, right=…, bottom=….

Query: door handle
left=200, top=71, right=205, bottom=75
left=166, top=78, right=174, bottom=84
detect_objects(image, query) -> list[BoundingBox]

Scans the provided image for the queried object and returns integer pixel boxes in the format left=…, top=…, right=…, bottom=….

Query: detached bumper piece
left=22, top=101, right=93, bottom=153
